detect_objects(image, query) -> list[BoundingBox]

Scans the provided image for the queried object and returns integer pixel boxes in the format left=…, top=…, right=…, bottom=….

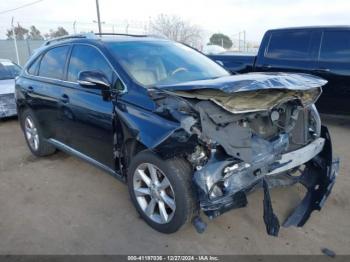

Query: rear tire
left=128, top=151, right=196, bottom=234
left=20, top=109, right=56, bottom=157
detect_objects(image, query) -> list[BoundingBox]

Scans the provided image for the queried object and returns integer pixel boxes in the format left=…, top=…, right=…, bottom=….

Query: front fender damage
left=148, top=74, right=338, bottom=236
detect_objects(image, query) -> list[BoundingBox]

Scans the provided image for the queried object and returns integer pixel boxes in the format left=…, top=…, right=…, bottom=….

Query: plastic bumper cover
left=194, top=125, right=339, bottom=236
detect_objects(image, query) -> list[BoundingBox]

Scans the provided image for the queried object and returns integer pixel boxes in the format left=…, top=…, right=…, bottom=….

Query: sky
left=0, top=0, right=349, bottom=42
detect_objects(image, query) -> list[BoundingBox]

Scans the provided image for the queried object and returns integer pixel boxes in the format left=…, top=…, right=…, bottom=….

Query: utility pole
left=11, top=17, right=20, bottom=65
left=238, top=31, right=241, bottom=52
left=73, top=21, right=77, bottom=34
left=25, top=33, right=31, bottom=56
left=95, top=0, right=102, bottom=34
left=243, top=30, right=246, bottom=52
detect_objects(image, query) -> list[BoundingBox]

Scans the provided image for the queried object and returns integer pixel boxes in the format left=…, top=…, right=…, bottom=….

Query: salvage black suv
left=15, top=33, right=339, bottom=236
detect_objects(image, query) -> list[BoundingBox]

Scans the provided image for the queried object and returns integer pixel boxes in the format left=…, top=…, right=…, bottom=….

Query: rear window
left=266, top=30, right=313, bottom=60
left=38, top=46, right=70, bottom=79
left=320, top=30, right=350, bottom=62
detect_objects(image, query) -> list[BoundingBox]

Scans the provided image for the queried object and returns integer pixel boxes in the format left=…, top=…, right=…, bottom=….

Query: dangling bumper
left=193, top=126, right=339, bottom=236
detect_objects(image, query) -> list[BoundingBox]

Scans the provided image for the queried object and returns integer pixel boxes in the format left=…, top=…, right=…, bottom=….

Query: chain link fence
left=0, top=40, right=44, bottom=66
left=0, top=20, right=149, bottom=66
left=0, top=20, right=259, bottom=66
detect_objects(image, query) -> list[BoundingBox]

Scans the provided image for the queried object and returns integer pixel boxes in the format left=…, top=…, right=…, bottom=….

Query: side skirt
left=47, top=138, right=125, bottom=183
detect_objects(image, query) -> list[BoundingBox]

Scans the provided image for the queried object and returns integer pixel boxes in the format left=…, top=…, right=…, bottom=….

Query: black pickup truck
left=210, top=26, right=350, bottom=115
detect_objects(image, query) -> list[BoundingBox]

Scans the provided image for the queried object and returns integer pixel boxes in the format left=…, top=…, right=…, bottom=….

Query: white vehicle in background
left=202, top=44, right=226, bottom=55
left=0, top=59, right=21, bottom=118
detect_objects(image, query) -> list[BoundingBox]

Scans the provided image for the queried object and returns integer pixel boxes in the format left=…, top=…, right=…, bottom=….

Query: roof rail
left=43, top=33, right=97, bottom=46
left=42, top=32, right=167, bottom=47
left=94, top=33, right=167, bottom=39
left=95, top=33, right=148, bottom=37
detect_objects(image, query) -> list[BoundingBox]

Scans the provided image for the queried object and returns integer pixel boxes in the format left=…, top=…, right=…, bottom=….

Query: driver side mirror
left=78, top=71, right=111, bottom=100
left=78, top=70, right=111, bottom=89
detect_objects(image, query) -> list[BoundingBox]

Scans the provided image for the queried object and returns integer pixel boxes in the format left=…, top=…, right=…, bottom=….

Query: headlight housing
left=309, top=104, right=321, bottom=138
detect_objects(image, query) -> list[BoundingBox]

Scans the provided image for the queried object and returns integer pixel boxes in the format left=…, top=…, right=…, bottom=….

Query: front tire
left=128, top=151, right=196, bottom=234
left=20, top=109, right=56, bottom=157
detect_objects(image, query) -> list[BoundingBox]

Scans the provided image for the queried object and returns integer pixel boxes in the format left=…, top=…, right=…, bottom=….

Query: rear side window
left=320, top=31, right=350, bottom=62
left=67, top=45, right=113, bottom=82
left=266, top=30, right=313, bottom=60
left=38, top=46, right=70, bottom=79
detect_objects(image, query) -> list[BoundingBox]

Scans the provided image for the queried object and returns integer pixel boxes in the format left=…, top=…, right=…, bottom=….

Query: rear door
left=255, top=29, right=320, bottom=74
left=60, top=44, right=116, bottom=168
left=314, top=29, right=350, bottom=114
left=24, top=45, right=70, bottom=140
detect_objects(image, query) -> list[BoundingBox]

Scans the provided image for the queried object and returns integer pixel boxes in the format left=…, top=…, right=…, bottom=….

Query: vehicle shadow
left=0, top=115, right=18, bottom=123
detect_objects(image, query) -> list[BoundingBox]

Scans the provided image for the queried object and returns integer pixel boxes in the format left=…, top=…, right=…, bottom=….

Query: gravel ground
left=0, top=115, right=349, bottom=255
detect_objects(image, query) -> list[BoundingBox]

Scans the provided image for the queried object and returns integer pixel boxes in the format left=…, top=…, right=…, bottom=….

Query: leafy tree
left=209, top=33, right=233, bottom=49
left=46, top=27, right=69, bottom=39
left=150, top=14, right=202, bottom=47
left=6, top=24, right=29, bottom=40
left=28, top=26, right=44, bottom=40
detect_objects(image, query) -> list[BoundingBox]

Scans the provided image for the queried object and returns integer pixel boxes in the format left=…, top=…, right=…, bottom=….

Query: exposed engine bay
left=149, top=73, right=339, bottom=236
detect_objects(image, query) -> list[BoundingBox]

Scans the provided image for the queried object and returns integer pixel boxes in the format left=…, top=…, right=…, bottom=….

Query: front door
left=60, top=44, right=117, bottom=169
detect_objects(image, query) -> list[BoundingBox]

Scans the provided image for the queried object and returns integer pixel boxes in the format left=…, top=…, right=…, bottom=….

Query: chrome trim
left=48, top=138, right=124, bottom=182
left=77, top=80, right=96, bottom=86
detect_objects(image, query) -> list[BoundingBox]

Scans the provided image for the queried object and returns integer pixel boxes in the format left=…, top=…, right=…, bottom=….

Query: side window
left=38, top=46, right=70, bottom=79
left=67, top=45, right=113, bottom=83
left=27, top=56, right=41, bottom=75
left=266, top=30, right=313, bottom=60
left=320, top=31, right=350, bottom=62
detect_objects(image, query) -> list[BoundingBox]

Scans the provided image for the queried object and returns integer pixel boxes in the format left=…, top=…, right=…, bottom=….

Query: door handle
left=261, top=64, right=272, bottom=69
left=60, top=94, right=69, bottom=104
left=27, top=86, right=34, bottom=93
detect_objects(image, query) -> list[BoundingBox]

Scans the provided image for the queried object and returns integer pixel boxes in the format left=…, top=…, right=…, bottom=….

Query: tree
left=149, top=14, right=202, bottom=47
left=46, top=27, right=69, bottom=39
left=6, top=24, right=29, bottom=40
left=209, top=33, right=233, bottom=49
left=28, top=25, right=44, bottom=40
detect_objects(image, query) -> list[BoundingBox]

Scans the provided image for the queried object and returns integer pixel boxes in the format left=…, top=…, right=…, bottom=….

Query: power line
left=0, top=0, right=45, bottom=15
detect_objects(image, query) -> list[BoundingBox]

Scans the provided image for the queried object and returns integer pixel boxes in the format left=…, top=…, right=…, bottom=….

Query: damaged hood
left=157, top=73, right=327, bottom=113
left=157, top=72, right=327, bottom=92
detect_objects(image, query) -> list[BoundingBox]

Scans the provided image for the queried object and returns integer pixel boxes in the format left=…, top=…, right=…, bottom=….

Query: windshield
left=0, top=61, right=21, bottom=80
left=106, top=40, right=230, bottom=87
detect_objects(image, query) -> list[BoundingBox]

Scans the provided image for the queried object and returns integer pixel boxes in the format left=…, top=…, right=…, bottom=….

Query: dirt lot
left=0, top=116, right=349, bottom=255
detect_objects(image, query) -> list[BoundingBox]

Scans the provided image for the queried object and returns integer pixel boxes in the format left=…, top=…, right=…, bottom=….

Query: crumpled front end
left=193, top=125, right=338, bottom=236
left=150, top=73, right=339, bottom=236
